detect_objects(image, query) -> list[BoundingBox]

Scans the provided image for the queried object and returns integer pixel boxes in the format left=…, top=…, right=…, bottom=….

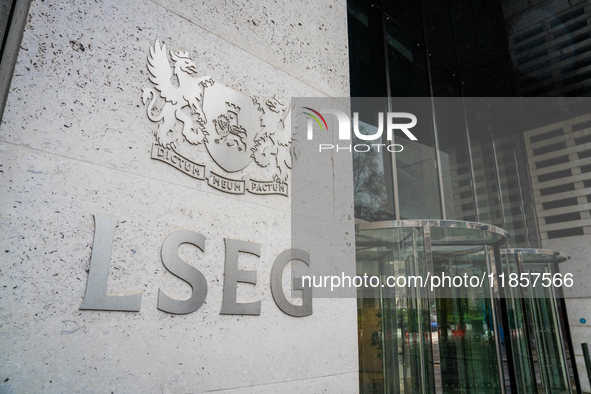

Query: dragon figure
left=142, top=40, right=214, bottom=149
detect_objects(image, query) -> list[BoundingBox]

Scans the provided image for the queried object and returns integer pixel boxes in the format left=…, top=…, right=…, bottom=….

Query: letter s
left=157, top=230, right=208, bottom=314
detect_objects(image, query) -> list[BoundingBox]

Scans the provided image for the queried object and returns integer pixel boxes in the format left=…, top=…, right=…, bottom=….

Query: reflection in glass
left=526, top=264, right=570, bottom=394
left=356, top=221, right=509, bottom=394
left=382, top=14, right=429, bottom=98
left=434, top=98, right=477, bottom=222
left=503, top=254, right=536, bottom=394
left=391, top=98, right=441, bottom=220
left=511, top=133, right=540, bottom=248
left=464, top=101, right=503, bottom=229
left=352, top=98, right=396, bottom=222
left=347, top=0, right=387, bottom=98
left=433, top=246, right=502, bottom=393
left=490, top=105, right=530, bottom=247
left=357, top=227, right=433, bottom=393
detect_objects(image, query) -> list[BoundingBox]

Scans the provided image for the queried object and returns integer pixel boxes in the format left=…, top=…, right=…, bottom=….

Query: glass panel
left=503, top=254, right=536, bottom=394
left=464, top=101, right=504, bottom=229
left=432, top=245, right=503, bottom=394
left=420, top=0, right=463, bottom=98
left=526, top=264, right=570, bottom=394
left=502, top=1, right=591, bottom=96
left=382, top=13, right=430, bottom=98
left=391, top=98, right=442, bottom=220
left=347, top=0, right=388, bottom=97
left=352, top=98, right=396, bottom=222
left=489, top=106, right=530, bottom=247
left=447, top=1, right=515, bottom=97
left=0, top=0, right=14, bottom=46
left=556, top=298, right=577, bottom=393
left=511, top=133, right=541, bottom=248
left=434, top=98, right=477, bottom=222
left=357, top=227, right=432, bottom=393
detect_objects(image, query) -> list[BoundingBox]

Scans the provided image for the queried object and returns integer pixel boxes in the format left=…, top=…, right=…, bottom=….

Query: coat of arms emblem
left=142, top=40, right=291, bottom=196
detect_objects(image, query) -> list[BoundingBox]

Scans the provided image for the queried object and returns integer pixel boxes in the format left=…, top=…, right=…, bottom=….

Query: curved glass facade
left=352, top=97, right=541, bottom=249
left=348, top=1, right=587, bottom=393
left=349, top=0, right=591, bottom=249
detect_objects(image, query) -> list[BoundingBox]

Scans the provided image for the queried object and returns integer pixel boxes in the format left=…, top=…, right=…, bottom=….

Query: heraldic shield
left=203, top=83, right=258, bottom=173
left=143, top=40, right=291, bottom=197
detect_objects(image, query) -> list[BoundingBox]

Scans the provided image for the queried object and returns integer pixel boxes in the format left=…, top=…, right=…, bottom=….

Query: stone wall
left=0, top=0, right=357, bottom=392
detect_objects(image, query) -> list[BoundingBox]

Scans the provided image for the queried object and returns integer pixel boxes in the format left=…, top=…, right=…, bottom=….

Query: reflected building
left=348, top=0, right=591, bottom=393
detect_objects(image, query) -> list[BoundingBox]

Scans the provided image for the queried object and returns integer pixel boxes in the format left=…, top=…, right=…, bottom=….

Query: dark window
left=574, top=134, right=591, bottom=145
left=544, top=212, right=581, bottom=224
left=538, top=169, right=572, bottom=182
left=547, top=227, right=585, bottom=239
left=573, top=120, right=591, bottom=133
left=535, top=155, right=569, bottom=169
left=540, top=183, right=575, bottom=196
left=533, top=142, right=567, bottom=156
left=542, top=198, right=578, bottom=210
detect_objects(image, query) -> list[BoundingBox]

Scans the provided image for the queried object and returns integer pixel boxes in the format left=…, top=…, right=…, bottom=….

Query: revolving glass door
left=502, top=249, right=576, bottom=394
left=356, top=220, right=509, bottom=394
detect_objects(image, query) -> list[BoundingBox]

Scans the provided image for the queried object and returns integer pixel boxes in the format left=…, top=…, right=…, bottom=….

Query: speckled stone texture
left=0, top=0, right=357, bottom=392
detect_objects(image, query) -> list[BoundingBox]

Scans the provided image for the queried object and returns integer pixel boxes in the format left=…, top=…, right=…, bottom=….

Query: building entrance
left=356, top=220, right=578, bottom=394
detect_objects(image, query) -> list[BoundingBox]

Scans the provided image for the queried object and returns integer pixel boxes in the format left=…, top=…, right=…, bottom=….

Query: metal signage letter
left=157, top=230, right=208, bottom=314
left=80, top=215, right=142, bottom=312
left=220, top=239, right=261, bottom=315
left=270, top=249, right=312, bottom=317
